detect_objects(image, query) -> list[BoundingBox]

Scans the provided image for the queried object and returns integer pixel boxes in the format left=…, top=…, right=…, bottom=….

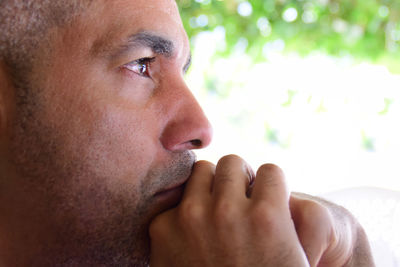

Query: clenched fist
left=149, top=155, right=374, bottom=267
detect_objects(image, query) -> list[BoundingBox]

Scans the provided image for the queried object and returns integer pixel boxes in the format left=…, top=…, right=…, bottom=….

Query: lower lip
left=154, top=184, right=185, bottom=208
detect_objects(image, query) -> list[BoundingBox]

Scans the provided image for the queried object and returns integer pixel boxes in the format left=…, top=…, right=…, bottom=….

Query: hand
left=290, top=193, right=351, bottom=267
left=149, top=155, right=309, bottom=267
left=290, top=193, right=375, bottom=267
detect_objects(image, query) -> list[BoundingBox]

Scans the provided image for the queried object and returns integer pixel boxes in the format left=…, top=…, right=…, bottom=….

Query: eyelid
left=127, top=57, right=155, bottom=68
left=123, top=57, right=155, bottom=78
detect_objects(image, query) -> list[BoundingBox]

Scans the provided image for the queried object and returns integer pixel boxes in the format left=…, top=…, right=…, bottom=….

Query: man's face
left=2, top=0, right=211, bottom=265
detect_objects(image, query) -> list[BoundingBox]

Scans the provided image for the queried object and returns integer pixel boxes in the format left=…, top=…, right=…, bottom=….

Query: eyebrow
left=125, top=32, right=174, bottom=57
left=125, top=32, right=192, bottom=73
left=94, top=31, right=191, bottom=73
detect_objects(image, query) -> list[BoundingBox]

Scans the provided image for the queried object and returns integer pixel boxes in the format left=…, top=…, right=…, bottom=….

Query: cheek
left=79, top=105, right=160, bottom=184
left=114, top=68, right=156, bottom=102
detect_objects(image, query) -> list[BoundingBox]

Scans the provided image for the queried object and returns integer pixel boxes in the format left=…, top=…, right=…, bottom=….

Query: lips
left=152, top=151, right=196, bottom=208
left=154, top=178, right=187, bottom=199
left=153, top=181, right=187, bottom=210
left=155, top=178, right=187, bottom=195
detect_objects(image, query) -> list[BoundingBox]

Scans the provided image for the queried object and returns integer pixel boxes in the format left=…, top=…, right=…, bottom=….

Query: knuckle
left=217, top=154, right=244, bottom=168
left=214, top=174, right=235, bottom=186
left=194, top=160, right=215, bottom=170
left=256, top=163, right=283, bottom=178
left=215, top=155, right=246, bottom=183
left=248, top=202, right=285, bottom=231
left=296, top=199, right=334, bottom=231
left=213, top=200, right=237, bottom=224
left=178, top=200, right=206, bottom=225
left=250, top=202, right=274, bottom=223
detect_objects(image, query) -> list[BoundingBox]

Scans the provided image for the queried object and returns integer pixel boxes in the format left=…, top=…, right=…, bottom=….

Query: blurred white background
left=189, top=30, right=400, bottom=194
left=187, top=30, right=400, bottom=266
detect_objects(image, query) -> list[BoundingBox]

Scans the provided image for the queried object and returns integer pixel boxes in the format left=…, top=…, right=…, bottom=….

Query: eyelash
left=124, top=57, right=155, bottom=78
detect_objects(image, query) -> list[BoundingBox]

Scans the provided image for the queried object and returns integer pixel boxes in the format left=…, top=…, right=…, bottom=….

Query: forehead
left=70, top=0, right=188, bottom=58
left=96, top=0, right=182, bottom=28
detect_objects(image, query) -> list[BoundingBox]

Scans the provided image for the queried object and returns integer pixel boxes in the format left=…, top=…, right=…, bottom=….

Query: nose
left=159, top=78, right=213, bottom=152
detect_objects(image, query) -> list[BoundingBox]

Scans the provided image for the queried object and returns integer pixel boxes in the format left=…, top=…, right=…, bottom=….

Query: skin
left=0, top=0, right=211, bottom=265
left=150, top=158, right=310, bottom=267
left=0, top=0, right=374, bottom=266
left=150, top=157, right=374, bottom=267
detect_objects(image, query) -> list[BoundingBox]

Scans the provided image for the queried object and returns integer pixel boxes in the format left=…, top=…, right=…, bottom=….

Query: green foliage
left=178, top=0, right=400, bottom=71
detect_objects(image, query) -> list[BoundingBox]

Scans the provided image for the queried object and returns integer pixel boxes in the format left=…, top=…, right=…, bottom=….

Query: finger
left=251, top=164, right=289, bottom=206
left=246, top=166, right=256, bottom=197
left=212, top=154, right=253, bottom=202
left=182, top=160, right=215, bottom=202
left=290, top=194, right=332, bottom=267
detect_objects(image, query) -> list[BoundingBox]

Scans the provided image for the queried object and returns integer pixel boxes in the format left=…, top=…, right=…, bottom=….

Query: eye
left=123, top=57, right=155, bottom=78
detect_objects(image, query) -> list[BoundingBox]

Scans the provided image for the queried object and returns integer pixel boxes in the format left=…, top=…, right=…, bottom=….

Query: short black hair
left=0, top=0, right=90, bottom=88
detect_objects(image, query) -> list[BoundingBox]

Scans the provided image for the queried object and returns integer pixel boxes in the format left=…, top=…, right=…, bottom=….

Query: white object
left=322, top=187, right=400, bottom=267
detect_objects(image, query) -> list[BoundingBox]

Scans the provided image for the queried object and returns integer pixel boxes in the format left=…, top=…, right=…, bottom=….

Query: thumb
left=290, top=194, right=333, bottom=267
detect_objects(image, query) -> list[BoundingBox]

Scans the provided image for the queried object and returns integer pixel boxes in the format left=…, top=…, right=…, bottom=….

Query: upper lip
left=154, top=151, right=196, bottom=196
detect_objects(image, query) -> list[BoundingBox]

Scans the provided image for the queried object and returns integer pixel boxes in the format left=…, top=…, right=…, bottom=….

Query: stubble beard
left=8, top=83, right=195, bottom=266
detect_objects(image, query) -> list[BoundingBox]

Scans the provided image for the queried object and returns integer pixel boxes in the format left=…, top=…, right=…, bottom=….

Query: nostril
left=190, top=139, right=202, bottom=147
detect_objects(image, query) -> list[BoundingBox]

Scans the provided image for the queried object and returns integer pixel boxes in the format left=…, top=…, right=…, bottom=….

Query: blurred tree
left=177, top=0, right=400, bottom=71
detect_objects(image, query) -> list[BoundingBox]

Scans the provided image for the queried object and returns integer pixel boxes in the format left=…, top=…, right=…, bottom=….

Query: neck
left=0, top=171, right=56, bottom=266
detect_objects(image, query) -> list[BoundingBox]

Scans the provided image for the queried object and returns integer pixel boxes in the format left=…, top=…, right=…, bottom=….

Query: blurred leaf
left=178, top=0, right=400, bottom=71
left=378, top=98, right=393, bottom=115
left=361, top=131, right=376, bottom=151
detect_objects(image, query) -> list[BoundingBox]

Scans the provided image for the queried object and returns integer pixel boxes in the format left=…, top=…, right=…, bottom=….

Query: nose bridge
left=159, top=74, right=213, bottom=152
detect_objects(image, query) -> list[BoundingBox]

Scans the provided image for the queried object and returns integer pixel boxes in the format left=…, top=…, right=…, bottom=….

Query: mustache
left=143, top=150, right=197, bottom=196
